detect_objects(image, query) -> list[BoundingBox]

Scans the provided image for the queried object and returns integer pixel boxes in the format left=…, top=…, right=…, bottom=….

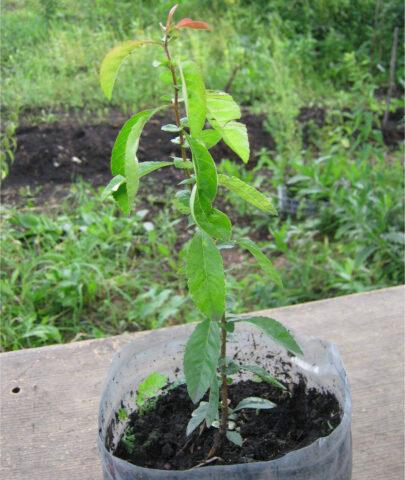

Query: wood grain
left=1, top=286, right=403, bottom=479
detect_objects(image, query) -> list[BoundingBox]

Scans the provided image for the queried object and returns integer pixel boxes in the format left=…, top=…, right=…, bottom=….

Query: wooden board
left=1, top=286, right=404, bottom=479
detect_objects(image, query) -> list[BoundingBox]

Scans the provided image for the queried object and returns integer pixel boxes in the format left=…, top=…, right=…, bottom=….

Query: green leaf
left=188, top=136, right=218, bottom=210
left=229, top=315, right=302, bottom=355
left=112, top=109, right=161, bottom=176
left=136, top=372, right=168, bottom=409
left=233, top=396, right=276, bottom=412
left=206, top=375, right=219, bottom=427
left=112, top=183, right=130, bottom=214
left=180, top=61, right=206, bottom=138
left=238, top=238, right=282, bottom=288
left=218, top=174, right=277, bottom=215
left=100, top=40, right=154, bottom=100
left=174, top=189, right=191, bottom=214
left=118, top=407, right=128, bottom=421
left=161, top=124, right=182, bottom=133
left=102, top=175, right=126, bottom=200
left=173, top=158, right=193, bottom=169
left=138, top=161, right=172, bottom=178
left=213, top=120, right=250, bottom=163
left=226, top=430, right=243, bottom=447
left=184, top=319, right=221, bottom=403
left=225, top=320, right=235, bottom=333
left=22, top=324, right=61, bottom=343
left=205, top=90, right=248, bottom=161
left=186, top=401, right=209, bottom=436
left=186, top=229, right=225, bottom=320
left=111, top=109, right=162, bottom=212
left=239, top=364, right=286, bottom=390
left=206, top=90, right=241, bottom=125
left=201, top=129, right=222, bottom=149
left=190, top=186, right=232, bottom=241
left=179, top=176, right=196, bottom=186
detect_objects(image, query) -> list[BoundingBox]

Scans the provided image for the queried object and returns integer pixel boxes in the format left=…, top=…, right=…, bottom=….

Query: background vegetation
left=1, top=0, right=404, bottom=350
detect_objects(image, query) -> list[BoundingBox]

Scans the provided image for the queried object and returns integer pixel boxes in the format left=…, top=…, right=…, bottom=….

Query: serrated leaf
left=229, top=315, right=302, bottom=355
left=187, top=136, right=218, bottom=210
left=179, top=176, right=196, bottom=186
left=184, top=319, right=221, bottom=403
left=136, top=372, right=168, bottom=409
left=186, top=229, right=225, bottom=320
left=190, top=186, right=232, bottom=241
left=112, top=109, right=162, bottom=176
left=206, top=375, right=219, bottom=427
left=238, top=238, right=282, bottom=288
left=233, top=396, right=276, bottom=412
left=100, top=41, right=154, bottom=100
left=161, top=124, right=182, bottom=133
left=201, top=129, right=222, bottom=149
left=239, top=364, right=286, bottom=390
left=206, top=90, right=241, bottom=125
left=218, top=174, right=277, bottom=215
left=176, top=18, right=211, bottom=30
left=173, top=158, right=193, bottom=169
left=174, top=189, right=191, bottom=214
left=102, top=175, right=126, bottom=200
left=180, top=61, right=206, bottom=138
left=186, top=401, right=209, bottom=436
left=174, top=159, right=194, bottom=170
left=138, top=161, right=172, bottom=177
left=111, top=109, right=162, bottom=213
left=112, top=183, right=130, bottom=214
left=213, top=120, right=249, bottom=163
left=226, top=430, right=243, bottom=447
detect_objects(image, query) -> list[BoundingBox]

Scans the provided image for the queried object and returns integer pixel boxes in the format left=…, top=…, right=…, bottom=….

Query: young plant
left=100, top=4, right=302, bottom=457
left=136, top=372, right=168, bottom=415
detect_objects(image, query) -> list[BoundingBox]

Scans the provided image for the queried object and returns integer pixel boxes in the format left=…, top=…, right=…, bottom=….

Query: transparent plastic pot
left=98, top=324, right=352, bottom=480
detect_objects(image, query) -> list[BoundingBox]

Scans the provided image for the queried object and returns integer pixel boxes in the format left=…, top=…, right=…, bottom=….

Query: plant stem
left=208, top=315, right=228, bottom=458
left=163, top=34, right=188, bottom=164
left=219, top=315, right=229, bottom=436
left=164, top=29, right=229, bottom=459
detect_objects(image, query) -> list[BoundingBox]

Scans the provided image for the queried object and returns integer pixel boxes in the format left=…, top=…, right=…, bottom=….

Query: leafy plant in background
left=99, top=4, right=302, bottom=454
left=0, top=120, right=17, bottom=181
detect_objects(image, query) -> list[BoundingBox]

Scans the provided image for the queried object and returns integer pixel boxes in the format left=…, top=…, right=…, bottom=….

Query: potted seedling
left=97, top=5, right=352, bottom=479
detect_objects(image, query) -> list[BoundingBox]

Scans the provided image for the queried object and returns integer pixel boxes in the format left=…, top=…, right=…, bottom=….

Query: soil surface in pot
left=113, top=376, right=342, bottom=470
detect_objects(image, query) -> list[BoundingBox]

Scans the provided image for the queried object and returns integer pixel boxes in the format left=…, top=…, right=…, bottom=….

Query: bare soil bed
left=2, top=107, right=402, bottom=205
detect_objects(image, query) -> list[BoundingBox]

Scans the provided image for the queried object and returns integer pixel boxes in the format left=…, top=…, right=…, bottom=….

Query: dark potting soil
left=114, top=377, right=342, bottom=470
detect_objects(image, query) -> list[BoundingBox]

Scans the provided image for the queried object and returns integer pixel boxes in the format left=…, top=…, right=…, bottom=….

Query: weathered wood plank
left=1, top=286, right=403, bottom=479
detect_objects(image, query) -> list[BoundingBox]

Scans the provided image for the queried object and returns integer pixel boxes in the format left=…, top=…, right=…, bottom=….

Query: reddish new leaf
left=176, top=18, right=211, bottom=30
left=165, top=4, right=178, bottom=31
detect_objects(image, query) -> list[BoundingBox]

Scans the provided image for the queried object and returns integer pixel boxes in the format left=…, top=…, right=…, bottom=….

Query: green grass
left=2, top=0, right=403, bottom=122
left=1, top=182, right=199, bottom=350
left=1, top=0, right=404, bottom=350
left=2, top=136, right=403, bottom=350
